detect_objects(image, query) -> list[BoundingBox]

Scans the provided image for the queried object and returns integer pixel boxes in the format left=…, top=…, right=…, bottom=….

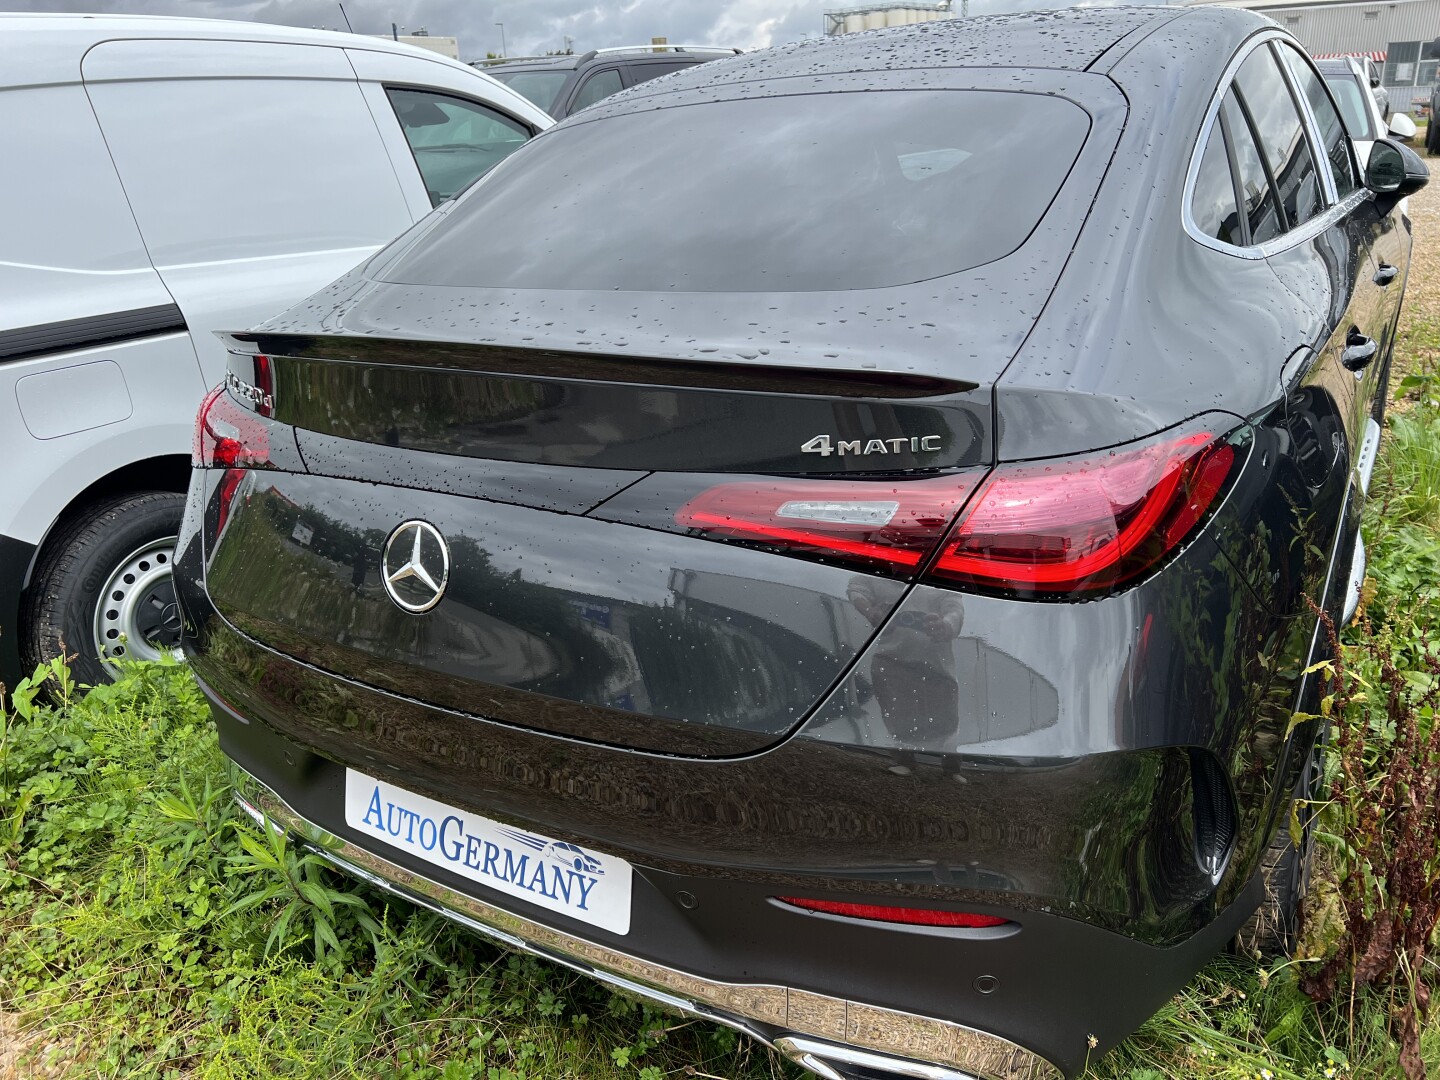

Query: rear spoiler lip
left=218, top=331, right=978, bottom=401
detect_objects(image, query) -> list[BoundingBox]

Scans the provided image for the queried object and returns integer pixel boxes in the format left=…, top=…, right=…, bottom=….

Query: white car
left=1316, top=55, right=1415, bottom=167
left=1, top=14, right=550, bottom=689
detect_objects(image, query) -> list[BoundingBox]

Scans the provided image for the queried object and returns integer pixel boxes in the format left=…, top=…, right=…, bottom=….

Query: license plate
left=344, top=770, right=633, bottom=935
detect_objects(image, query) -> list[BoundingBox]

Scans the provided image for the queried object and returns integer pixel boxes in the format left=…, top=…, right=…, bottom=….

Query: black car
left=1428, top=82, right=1440, bottom=154
left=475, top=45, right=740, bottom=118
left=177, top=9, right=1427, bottom=1079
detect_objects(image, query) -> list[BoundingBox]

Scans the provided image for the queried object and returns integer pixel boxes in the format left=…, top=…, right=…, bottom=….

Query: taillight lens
left=930, top=427, right=1238, bottom=597
left=675, top=472, right=984, bottom=574
left=776, top=896, right=1011, bottom=928
left=192, top=386, right=270, bottom=469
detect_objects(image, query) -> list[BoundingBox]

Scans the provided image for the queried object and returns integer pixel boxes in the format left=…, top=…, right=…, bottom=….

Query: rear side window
left=1234, top=48, right=1324, bottom=229
left=381, top=90, right=1091, bottom=293
left=628, top=61, right=698, bottom=86
left=1279, top=45, right=1358, bottom=198
left=571, top=69, right=624, bottom=112
left=1321, top=74, right=1375, bottom=142
left=1192, top=122, right=1245, bottom=245
left=492, top=70, right=571, bottom=113
left=1221, top=90, right=1284, bottom=245
left=387, top=89, right=531, bottom=206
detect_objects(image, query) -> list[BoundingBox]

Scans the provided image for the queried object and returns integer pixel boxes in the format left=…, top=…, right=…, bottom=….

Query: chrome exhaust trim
left=229, top=763, right=1061, bottom=1080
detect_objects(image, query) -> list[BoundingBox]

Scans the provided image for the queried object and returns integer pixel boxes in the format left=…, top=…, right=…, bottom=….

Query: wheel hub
left=93, top=537, right=183, bottom=665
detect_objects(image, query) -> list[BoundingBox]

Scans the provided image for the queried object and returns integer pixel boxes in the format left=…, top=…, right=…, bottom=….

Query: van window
left=387, top=88, right=531, bottom=206
left=1234, top=47, right=1324, bottom=229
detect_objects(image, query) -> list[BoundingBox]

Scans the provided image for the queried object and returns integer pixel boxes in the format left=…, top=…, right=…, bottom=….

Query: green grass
left=0, top=661, right=784, bottom=1079
left=3, top=339, right=1440, bottom=1079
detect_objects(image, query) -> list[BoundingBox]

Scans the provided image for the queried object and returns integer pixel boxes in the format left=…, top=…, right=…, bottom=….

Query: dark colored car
left=177, top=9, right=1428, bottom=1079
left=475, top=45, right=740, bottom=118
left=1428, top=83, right=1440, bottom=154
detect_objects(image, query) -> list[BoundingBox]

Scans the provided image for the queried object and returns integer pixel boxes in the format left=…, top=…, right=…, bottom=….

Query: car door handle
left=1342, top=332, right=1378, bottom=371
left=1374, top=263, right=1400, bottom=286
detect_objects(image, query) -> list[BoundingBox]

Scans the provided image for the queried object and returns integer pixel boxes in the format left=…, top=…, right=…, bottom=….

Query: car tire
left=1235, top=732, right=1324, bottom=958
left=20, top=492, right=187, bottom=688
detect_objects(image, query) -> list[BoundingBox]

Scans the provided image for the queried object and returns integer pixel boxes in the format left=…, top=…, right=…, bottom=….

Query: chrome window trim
left=1272, top=40, right=1340, bottom=205
left=1182, top=29, right=1371, bottom=260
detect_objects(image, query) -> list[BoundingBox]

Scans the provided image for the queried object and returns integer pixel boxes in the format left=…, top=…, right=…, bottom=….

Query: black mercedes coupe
left=176, top=8, right=1427, bottom=1079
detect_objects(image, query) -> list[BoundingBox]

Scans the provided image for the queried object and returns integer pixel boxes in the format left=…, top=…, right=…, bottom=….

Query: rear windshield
left=1322, top=75, right=1377, bottom=141
left=380, top=90, right=1090, bottom=292
left=492, top=70, right=571, bottom=114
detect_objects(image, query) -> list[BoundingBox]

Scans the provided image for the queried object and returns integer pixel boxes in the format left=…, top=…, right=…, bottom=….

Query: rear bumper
left=231, top=761, right=1056, bottom=1080
left=194, top=636, right=1264, bottom=1079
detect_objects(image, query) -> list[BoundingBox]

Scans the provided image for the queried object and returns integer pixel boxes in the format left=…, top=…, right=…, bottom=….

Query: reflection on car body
left=178, top=9, right=1427, bottom=1080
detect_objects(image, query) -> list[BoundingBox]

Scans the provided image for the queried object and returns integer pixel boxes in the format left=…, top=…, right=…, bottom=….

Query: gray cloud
left=9, top=0, right=1160, bottom=62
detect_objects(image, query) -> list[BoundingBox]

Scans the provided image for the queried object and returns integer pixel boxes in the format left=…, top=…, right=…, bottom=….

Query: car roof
left=0, top=12, right=488, bottom=87
left=480, top=55, right=584, bottom=72
left=478, top=47, right=735, bottom=73
left=1314, top=57, right=1363, bottom=75
left=579, top=6, right=1272, bottom=106
left=565, top=6, right=1267, bottom=122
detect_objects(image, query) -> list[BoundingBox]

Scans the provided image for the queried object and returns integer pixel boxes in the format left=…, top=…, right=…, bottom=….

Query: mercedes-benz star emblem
left=382, top=520, right=450, bottom=613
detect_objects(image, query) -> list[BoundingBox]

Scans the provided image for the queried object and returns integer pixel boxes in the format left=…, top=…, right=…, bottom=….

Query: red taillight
left=192, top=385, right=270, bottom=469
left=776, top=897, right=1010, bottom=928
left=215, top=467, right=245, bottom=534
left=929, top=428, right=1237, bottom=597
left=252, top=354, right=274, bottom=417
left=675, top=473, right=984, bottom=573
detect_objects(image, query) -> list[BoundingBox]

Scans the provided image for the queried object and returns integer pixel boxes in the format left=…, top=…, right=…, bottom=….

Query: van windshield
left=380, top=89, right=1090, bottom=292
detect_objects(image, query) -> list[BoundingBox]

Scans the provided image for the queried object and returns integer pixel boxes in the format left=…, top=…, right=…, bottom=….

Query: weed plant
left=0, top=657, right=779, bottom=1079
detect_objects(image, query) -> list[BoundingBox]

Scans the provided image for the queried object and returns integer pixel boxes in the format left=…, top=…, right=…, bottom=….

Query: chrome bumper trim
left=776, top=1035, right=982, bottom=1079
left=229, top=764, right=1060, bottom=1080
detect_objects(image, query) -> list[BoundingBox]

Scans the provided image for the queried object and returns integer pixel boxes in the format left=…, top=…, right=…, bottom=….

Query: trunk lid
left=202, top=335, right=994, bottom=757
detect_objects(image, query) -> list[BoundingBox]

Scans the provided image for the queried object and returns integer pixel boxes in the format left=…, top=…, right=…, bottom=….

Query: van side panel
left=0, top=77, right=201, bottom=679
left=82, top=39, right=415, bottom=387
left=0, top=82, right=171, bottom=326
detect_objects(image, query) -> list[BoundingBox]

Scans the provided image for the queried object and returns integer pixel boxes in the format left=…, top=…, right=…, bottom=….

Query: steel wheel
left=92, top=537, right=183, bottom=665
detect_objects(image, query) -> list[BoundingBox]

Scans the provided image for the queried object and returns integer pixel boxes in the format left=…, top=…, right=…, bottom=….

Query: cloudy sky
left=10, top=0, right=1140, bottom=61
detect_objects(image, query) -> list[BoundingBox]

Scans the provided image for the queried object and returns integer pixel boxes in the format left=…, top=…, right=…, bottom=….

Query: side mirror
left=1370, top=73, right=1382, bottom=88
left=1388, top=112, right=1418, bottom=141
left=1366, top=138, right=1429, bottom=198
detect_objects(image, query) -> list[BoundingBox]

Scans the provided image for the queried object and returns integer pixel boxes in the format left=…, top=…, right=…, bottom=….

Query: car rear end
left=178, top=43, right=1266, bottom=1080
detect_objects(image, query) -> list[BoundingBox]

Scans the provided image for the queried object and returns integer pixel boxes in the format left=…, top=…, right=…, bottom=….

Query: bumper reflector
left=776, top=896, right=1011, bottom=928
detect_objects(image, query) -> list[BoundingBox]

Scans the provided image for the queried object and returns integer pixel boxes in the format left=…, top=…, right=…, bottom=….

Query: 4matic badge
left=801, top=434, right=943, bottom=458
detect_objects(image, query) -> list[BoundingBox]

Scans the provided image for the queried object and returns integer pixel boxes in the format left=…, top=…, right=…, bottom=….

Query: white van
left=1, top=14, right=551, bottom=689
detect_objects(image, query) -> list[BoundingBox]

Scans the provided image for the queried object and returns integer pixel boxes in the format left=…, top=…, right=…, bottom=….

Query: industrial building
left=823, top=2, right=958, bottom=37
left=1186, top=0, right=1440, bottom=111
left=368, top=28, right=460, bottom=60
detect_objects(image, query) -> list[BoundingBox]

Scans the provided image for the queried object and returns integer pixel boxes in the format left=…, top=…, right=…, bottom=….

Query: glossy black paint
left=195, top=650, right=1259, bottom=1076
left=203, top=469, right=903, bottom=756
left=238, top=341, right=989, bottom=475
left=179, top=8, right=1419, bottom=1078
